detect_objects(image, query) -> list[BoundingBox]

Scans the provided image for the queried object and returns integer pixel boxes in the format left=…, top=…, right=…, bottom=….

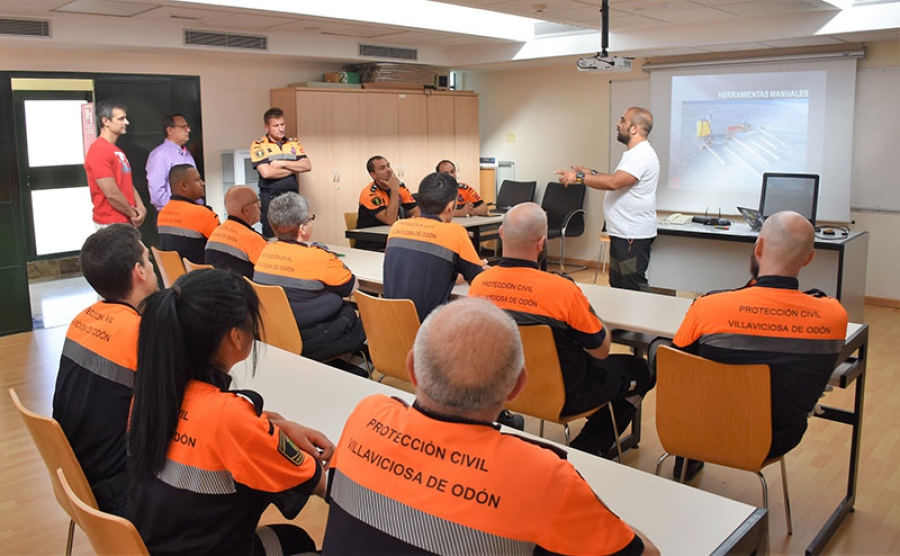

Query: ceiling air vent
left=184, top=30, right=267, bottom=51
left=359, top=44, right=418, bottom=61
left=0, top=18, right=50, bottom=37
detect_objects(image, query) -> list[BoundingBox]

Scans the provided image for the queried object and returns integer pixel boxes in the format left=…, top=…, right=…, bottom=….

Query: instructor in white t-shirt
left=556, top=106, right=659, bottom=291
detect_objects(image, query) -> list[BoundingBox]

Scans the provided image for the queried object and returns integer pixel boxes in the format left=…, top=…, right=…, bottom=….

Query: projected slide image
left=672, top=99, right=809, bottom=190
left=667, top=70, right=826, bottom=192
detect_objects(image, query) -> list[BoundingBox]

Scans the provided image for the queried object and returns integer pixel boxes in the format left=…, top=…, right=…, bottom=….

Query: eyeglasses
left=303, top=213, right=316, bottom=225
left=243, top=197, right=261, bottom=208
left=172, top=124, right=191, bottom=129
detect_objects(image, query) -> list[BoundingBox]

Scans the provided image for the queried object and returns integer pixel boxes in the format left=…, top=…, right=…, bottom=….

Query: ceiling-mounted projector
left=578, top=0, right=632, bottom=73
left=577, top=54, right=632, bottom=72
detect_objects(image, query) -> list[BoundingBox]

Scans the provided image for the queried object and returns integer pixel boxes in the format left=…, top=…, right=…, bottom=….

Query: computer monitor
left=759, top=172, right=819, bottom=226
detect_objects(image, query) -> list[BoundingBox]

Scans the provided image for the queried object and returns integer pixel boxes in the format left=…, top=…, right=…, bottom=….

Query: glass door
left=12, top=80, right=95, bottom=260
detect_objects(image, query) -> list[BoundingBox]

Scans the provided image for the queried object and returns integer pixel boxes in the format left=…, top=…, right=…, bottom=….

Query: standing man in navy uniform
left=251, top=107, right=312, bottom=238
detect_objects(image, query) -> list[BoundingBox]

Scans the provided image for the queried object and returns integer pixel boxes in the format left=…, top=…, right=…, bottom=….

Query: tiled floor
left=28, top=276, right=97, bottom=330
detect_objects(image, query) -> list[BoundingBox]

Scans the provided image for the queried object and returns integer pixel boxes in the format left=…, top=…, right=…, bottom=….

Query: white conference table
left=231, top=342, right=765, bottom=555
left=336, top=246, right=694, bottom=336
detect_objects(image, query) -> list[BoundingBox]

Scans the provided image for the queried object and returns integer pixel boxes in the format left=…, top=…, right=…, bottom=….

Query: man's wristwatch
left=575, top=170, right=585, bottom=184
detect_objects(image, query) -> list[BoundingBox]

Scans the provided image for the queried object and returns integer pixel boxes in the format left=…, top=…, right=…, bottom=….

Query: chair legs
left=607, top=403, right=624, bottom=463
left=558, top=236, right=587, bottom=273
left=66, top=519, right=75, bottom=556
left=593, top=241, right=609, bottom=283
left=656, top=454, right=792, bottom=535
left=655, top=453, right=668, bottom=476
left=536, top=408, right=622, bottom=463
left=780, top=458, right=793, bottom=535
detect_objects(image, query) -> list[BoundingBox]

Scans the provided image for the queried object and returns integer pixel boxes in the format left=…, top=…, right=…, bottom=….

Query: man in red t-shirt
left=83, top=99, right=147, bottom=228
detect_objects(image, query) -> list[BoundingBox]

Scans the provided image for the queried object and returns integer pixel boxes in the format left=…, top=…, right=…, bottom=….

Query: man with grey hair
left=84, top=99, right=148, bottom=228
left=323, top=298, right=658, bottom=555
left=253, top=193, right=366, bottom=367
left=469, top=203, right=655, bottom=458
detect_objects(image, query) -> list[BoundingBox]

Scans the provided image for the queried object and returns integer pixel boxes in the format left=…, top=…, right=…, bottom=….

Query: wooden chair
left=354, top=291, right=419, bottom=383
left=244, top=278, right=304, bottom=356
left=56, top=469, right=149, bottom=556
left=593, top=224, right=611, bottom=283
left=509, top=325, right=623, bottom=461
left=344, top=212, right=358, bottom=248
left=654, top=346, right=792, bottom=534
left=182, top=258, right=214, bottom=272
left=150, top=246, right=186, bottom=288
left=9, top=387, right=98, bottom=556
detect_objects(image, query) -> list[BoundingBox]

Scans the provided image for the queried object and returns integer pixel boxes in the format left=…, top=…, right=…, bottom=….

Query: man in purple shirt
left=146, top=113, right=197, bottom=210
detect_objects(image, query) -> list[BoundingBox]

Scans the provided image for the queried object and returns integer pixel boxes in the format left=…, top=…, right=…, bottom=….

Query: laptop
left=737, top=206, right=765, bottom=231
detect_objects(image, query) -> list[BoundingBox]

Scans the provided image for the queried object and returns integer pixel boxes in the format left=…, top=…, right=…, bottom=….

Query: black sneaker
left=497, top=410, right=525, bottom=431
left=673, top=457, right=705, bottom=481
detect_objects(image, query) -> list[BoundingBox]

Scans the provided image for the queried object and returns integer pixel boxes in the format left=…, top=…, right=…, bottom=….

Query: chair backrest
left=56, top=469, right=149, bottom=556
left=344, top=212, right=358, bottom=248
left=8, top=388, right=98, bottom=521
left=496, top=180, right=536, bottom=210
left=505, top=325, right=568, bottom=422
left=150, top=246, right=186, bottom=288
left=244, top=278, right=304, bottom=355
left=182, top=258, right=214, bottom=272
left=541, top=182, right=586, bottom=238
left=655, top=346, right=773, bottom=472
left=355, top=292, right=419, bottom=382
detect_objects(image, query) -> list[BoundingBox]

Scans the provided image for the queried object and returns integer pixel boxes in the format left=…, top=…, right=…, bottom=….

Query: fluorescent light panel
left=172, top=0, right=541, bottom=42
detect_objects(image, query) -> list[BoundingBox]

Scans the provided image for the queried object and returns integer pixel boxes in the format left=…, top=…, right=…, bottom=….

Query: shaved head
left=225, top=186, right=255, bottom=215
left=754, top=210, right=815, bottom=278
left=499, top=202, right=547, bottom=260
left=224, top=186, right=261, bottom=226
left=627, top=107, right=653, bottom=137
left=412, top=297, right=524, bottom=419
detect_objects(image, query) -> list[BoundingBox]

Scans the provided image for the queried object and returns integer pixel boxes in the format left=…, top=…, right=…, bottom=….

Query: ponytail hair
left=129, top=269, right=260, bottom=478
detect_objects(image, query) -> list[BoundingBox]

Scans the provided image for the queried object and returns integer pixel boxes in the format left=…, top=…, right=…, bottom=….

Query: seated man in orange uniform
left=323, top=297, right=659, bottom=555
left=253, top=192, right=366, bottom=367
left=53, top=224, right=159, bottom=516
left=469, top=203, right=654, bottom=458
left=156, top=163, right=219, bottom=264
left=668, top=210, right=849, bottom=481
left=436, top=159, right=489, bottom=217
left=356, top=155, right=420, bottom=251
left=383, top=171, right=486, bottom=321
left=205, top=185, right=268, bottom=278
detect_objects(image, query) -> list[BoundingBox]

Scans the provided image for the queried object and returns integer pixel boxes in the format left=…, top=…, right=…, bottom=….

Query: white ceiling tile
left=198, top=13, right=294, bottom=31
left=53, top=0, right=157, bottom=17
left=275, top=19, right=403, bottom=38
left=700, top=41, right=771, bottom=51
left=373, top=31, right=497, bottom=46
left=716, top=0, right=836, bottom=16
left=759, top=35, right=845, bottom=47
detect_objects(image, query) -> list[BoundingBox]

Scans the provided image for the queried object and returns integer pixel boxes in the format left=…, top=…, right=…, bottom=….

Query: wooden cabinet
left=270, top=87, right=480, bottom=246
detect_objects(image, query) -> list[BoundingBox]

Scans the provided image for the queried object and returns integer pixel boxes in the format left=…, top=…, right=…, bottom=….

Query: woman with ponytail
left=127, top=269, right=332, bottom=555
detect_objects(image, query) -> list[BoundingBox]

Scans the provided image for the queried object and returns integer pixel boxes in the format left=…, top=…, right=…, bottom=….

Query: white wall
left=468, top=62, right=648, bottom=265
left=470, top=44, right=900, bottom=304
left=0, top=45, right=336, bottom=213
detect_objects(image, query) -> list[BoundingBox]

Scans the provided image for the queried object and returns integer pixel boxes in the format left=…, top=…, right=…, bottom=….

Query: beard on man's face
left=750, top=252, right=760, bottom=279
